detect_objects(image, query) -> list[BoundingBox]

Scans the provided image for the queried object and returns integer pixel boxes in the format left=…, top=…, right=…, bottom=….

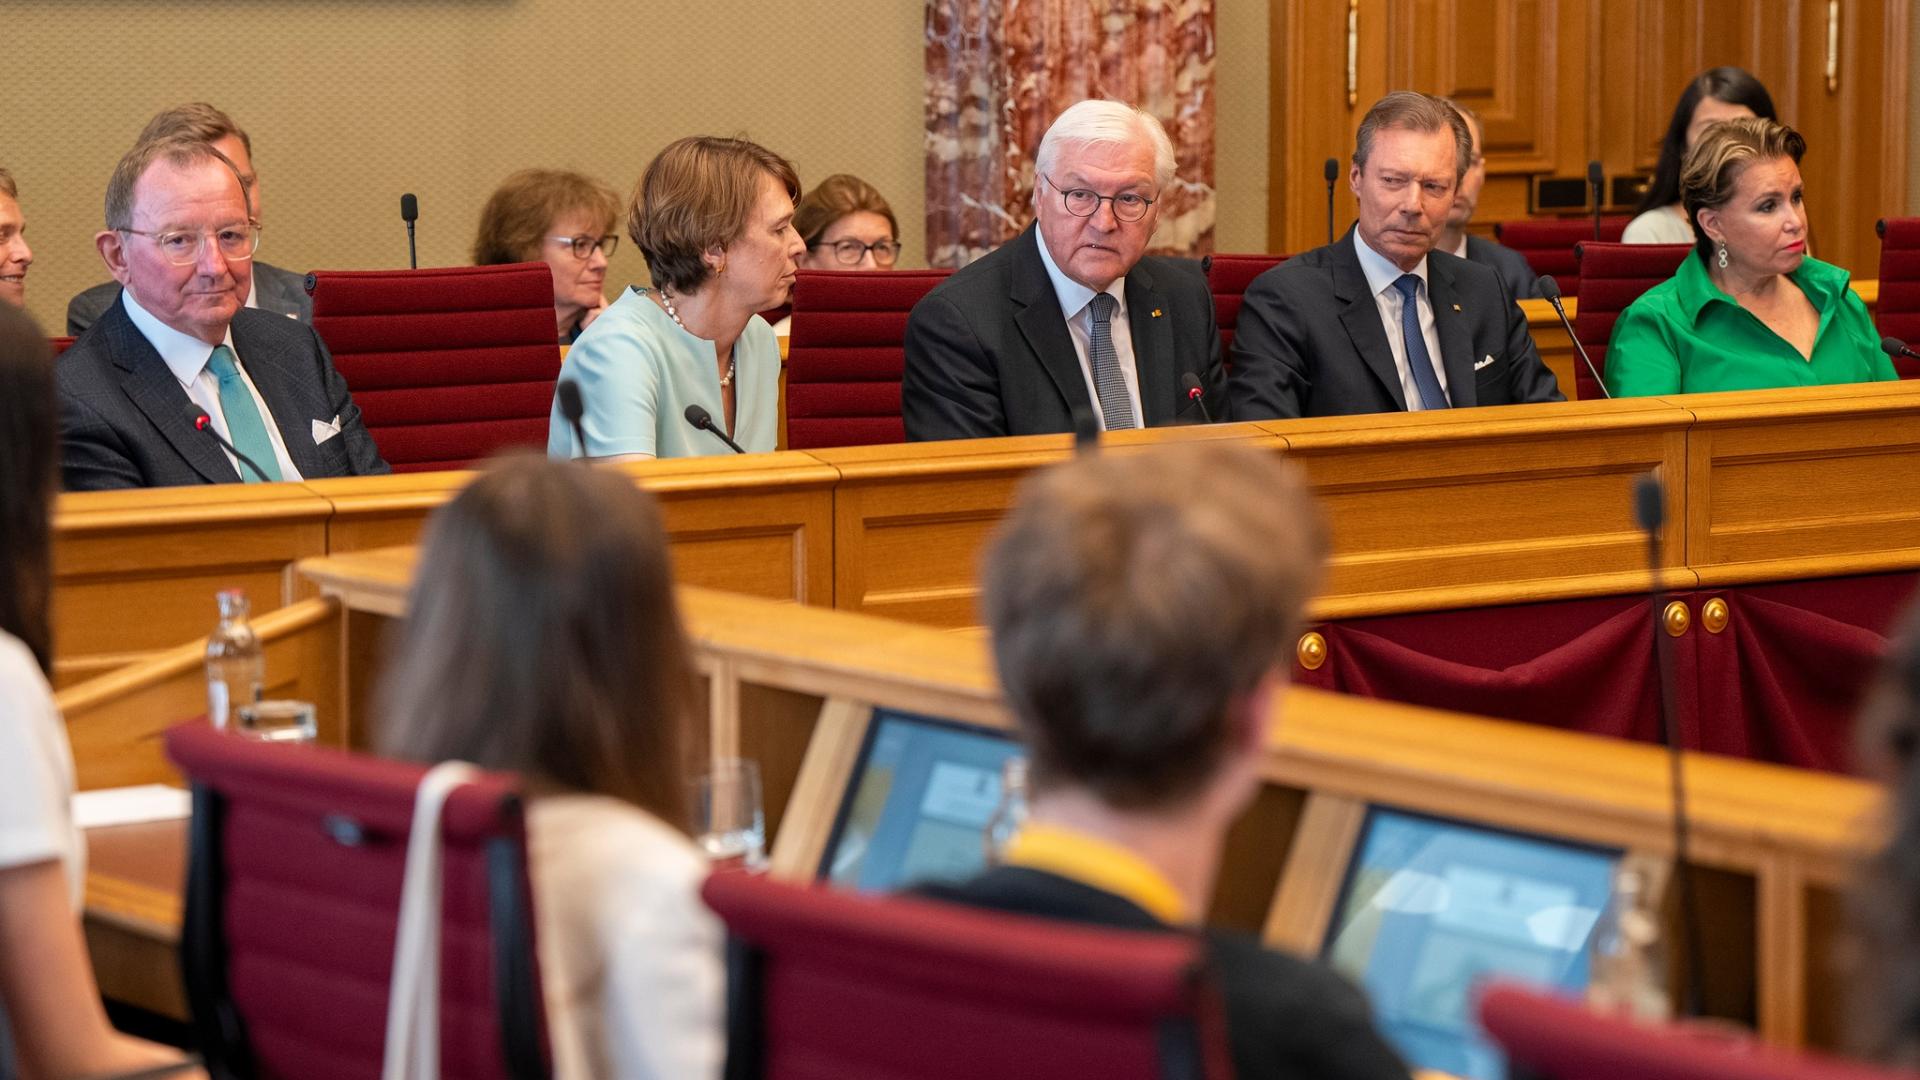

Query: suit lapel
left=103, top=301, right=240, bottom=484
left=1331, top=234, right=1408, bottom=410
left=231, top=312, right=326, bottom=478
left=1125, top=261, right=1177, bottom=425
left=1010, top=230, right=1098, bottom=419
left=1427, top=257, right=1479, bottom=408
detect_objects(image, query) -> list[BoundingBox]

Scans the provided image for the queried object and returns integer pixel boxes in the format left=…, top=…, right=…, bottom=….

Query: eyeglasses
left=810, top=237, right=903, bottom=266
left=120, top=223, right=262, bottom=266
left=550, top=234, right=619, bottom=259
left=1042, top=175, right=1156, bottom=223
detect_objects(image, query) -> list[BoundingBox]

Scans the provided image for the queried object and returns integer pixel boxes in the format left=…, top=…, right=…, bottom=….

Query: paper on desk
left=72, top=785, right=192, bottom=830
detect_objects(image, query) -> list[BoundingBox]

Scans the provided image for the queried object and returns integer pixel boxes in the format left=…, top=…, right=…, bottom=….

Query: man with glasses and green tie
left=56, top=136, right=387, bottom=490
left=902, top=99, right=1224, bottom=441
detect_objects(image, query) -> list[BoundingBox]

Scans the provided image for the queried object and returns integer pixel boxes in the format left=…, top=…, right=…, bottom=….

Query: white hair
left=1034, top=100, right=1177, bottom=194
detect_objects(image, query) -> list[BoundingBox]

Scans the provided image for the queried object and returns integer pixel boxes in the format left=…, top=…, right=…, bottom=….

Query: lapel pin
left=1451, top=303, right=1462, bottom=312
left=1151, top=308, right=1163, bottom=318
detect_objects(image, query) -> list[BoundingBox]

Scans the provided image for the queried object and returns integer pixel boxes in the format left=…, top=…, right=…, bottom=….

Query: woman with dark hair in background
left=376, top=453, right=720, bottom=1079
left=1623, top=66, right=1777, bottom=244
left=473, top=169, right=622, bottom=344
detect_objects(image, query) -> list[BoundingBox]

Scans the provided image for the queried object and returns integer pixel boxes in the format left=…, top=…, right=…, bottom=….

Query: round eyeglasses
left=811, top=237, right=903, bottom=267
left=120, top=223, right=262, bottom=267
left=1042, top=174, right=1156, bottom=223
left=551, top=234, right=619, bottom=259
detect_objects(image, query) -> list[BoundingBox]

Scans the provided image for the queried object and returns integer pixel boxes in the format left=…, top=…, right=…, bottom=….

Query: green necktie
left=205, top=345, right=283, bottom=483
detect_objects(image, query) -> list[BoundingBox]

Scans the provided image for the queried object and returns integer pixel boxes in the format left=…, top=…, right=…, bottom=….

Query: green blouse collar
left=1674, top=249, right=1852, bottom=327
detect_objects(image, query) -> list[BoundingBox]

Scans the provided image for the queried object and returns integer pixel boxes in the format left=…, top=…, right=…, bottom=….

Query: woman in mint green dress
left=1605, top=118, right=1897, bottom=397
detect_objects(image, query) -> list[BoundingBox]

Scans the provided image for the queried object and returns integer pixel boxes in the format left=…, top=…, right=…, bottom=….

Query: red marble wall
left=926, top=0, right=1216, bottom=267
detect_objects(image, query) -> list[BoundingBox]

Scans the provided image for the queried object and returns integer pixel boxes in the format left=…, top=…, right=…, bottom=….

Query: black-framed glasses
left=550, top=234, right=619, bottom=259
left=120, top=223, right=261, bottom=266
left=1042, top=174, right=1155, bottom=222
left=810, top=237, right=903, bottom=266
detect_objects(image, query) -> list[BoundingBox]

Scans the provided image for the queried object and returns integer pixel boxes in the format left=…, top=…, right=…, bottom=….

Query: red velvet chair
left=1495, top=216, right=1632, bottom=295
left=166, top=722, right=547, bottom=1080
left=1479, top=984, right=1917, bottom=1080
left=702, top=869, right=1234, bottom=1080
left=783, top=267, right=951, bottom=449
left=50, top=336, right=74, bottom=356
left=305, top=262, right=562, bottom=472
left=1875, top=218, right=1920, bottom=378
left=1204, top=252, right=1288, bottom=358
left=1571, top=242, right=1693, bottom=399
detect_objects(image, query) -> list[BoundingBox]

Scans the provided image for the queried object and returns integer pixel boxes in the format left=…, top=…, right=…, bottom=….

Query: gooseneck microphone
left=1180, top=371, right=1214, bottom=424
left=400, top=193, right=419, bottom=269
left=556, top=378, right=588, bottom=458
left=192, top=412, right=273, bottom=483
left=683, top=404, right=746, bottom=454
left=1882, top=336, right=1920, bottom=363
left=1324, top=157, right=1340, bottom=245
left=1587, top=161, right=1605, bottom=241
left=1536, top=275, right=1611, bottom=399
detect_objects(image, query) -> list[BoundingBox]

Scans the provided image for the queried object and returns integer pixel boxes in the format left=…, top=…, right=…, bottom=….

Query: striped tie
left=1085, top=293, right=1135, bottom=430
left=205, top=345, right=283, bottom=482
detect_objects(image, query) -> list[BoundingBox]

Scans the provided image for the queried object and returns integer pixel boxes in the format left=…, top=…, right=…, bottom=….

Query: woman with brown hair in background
left=473, top=169, right=622, bottom=344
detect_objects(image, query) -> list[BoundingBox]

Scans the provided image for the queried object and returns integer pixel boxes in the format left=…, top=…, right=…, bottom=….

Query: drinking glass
left=234, top=699, right=317, bottom=744
left=692, top=757, right=767, bottom=871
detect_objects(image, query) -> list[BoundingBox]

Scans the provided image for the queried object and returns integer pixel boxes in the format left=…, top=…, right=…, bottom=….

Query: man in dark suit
left=902, top=99, right=1221, bottom=440
left=918, top=443, right=1410, bottom=1080
left=59, top=136, right=386, bottom=491
left=66, top=103, right=312, bottom=335
left=1228, top=91, right=1562, bottom=420
left=1439, top=100, right=1540, bottom=301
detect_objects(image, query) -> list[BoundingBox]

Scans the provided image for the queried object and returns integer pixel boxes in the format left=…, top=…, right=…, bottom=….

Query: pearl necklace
left=656, top=286, right=736, bottom=387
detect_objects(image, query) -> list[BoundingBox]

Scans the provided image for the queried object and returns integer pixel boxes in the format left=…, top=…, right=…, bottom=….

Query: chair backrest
left=166, top=722, right=547, bottom=1080
left=1572, top=241, right=1693, bottom=399
left=50, top=336, right=75, bottom=356
left=1479, top=984, right=1918, bottom=1080
left=305, top=263, right=562, bottom=472
left=783, top=268, right=951, bottom=449
left=1495, top=216, right=1633, bottom=294
left=703, top=870, right=1233, bottom=1080
left=1205, top=252, right=1289, bottom=358
left=1876, top=218, right=1920, bottom=378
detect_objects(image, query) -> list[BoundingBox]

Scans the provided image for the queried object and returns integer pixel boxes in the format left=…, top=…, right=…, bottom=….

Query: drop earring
left=1716, top=240, right=1729, bottom=270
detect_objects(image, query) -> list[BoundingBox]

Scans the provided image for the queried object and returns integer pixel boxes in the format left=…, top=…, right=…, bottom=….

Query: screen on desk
left=1322, top=807, right=1619, bottom=1080
left=819, top=708, right=1023, bottom=893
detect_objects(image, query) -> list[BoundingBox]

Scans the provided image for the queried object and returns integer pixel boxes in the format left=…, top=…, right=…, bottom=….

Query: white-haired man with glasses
left=57, top=136, right=387, bottom=490
left=903, top=99, right=1223, bottom=441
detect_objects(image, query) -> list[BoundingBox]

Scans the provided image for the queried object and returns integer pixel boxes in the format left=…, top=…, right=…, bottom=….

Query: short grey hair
left=104, top=137, right=247, bottom=231
left=1354, top=91, right=1472, bottom=182
left=1034, top=99, right=1177, bottom=194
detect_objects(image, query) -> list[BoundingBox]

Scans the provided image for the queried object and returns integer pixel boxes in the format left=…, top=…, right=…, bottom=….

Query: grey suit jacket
left=57, top=295, right=388, bottom=490
left=1465, top=235, right=1541, bottom=301
left=66, top=261, right=311, bottom=336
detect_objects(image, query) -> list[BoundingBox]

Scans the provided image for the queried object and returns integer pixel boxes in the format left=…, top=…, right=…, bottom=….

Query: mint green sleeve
left=1603, top=297, right=1683, bottom=397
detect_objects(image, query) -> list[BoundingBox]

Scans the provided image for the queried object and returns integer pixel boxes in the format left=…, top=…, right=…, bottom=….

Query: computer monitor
left=1322, top=806, right=1620, bottom=1080
left=819, top=707, right=1023, bottom=893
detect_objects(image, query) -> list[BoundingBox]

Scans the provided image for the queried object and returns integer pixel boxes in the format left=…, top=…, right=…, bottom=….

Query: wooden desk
left=85, top=820, right=186, bottom=1020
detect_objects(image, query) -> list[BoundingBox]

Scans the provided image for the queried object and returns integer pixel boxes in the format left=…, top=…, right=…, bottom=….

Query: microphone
left=1324, top=157, right=1340, bottom=245
left=1536, top=275, right=1611, bottom=399
left=683, top=404, right=745, bottom=454
left=1180, top=371, right=1214, bottom=424
left=556, top=378, right=588, bottom=458
left=1634, top=471, right=1705, bottom=1019
left=1882, top=335, right=1920, bottom=362
left=400, top=193, right=419, bottom=269
left=1587, top=161, right=1605, bottom=241
left=1070, top=403, right=1098, bottom=455
left=192, top=412, right=273, bottom=483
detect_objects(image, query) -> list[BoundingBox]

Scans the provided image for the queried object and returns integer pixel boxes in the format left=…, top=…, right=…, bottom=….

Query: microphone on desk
left=1324, top=157, right=1340, bottom=245
left=684, top=404, right=746, bottom=454
left=400, top=193, right=419, bottom=269
left=1587, top=161, right=1605, bottom=241
left=1635, top=472, right=1706, bottom=1019
left=1180, top=371, right=1215, bottom=424
left=556, top=378, right=589, bottom=458
left=1882, top=335, right=1920, bottom=362
left=1536, top=275, right=1611, bottom=399
left=192, top=411, right=274, bottom=483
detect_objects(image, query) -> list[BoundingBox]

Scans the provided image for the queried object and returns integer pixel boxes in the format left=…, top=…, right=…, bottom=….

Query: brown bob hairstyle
left=472, top=169, right=619, bottom=265
left=792, top=174, right=898, bottom=247
left=628, top=136, right=800, bottom=294
left=376, top=453, right=698, bottom=828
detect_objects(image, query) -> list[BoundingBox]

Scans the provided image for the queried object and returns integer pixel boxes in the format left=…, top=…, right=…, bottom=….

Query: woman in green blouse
left=1605, top=117, right=1897, bottom=397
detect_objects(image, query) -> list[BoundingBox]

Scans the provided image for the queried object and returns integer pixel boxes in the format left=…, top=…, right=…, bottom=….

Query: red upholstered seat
left=1479, top=984, right=1918, bottom=1080
left=1495, top=216, right=1632, bottom=295
left=1206, top=252, right=1288, bottom=358
left=50, top=336, right=74, bottom=356
left=702, top=869, right=1233, bottom=1080
left=1876, top=218, right=1920, bottom=378
left=167, top=722, right=547, bottom=1080
left=784, top=268, right=951, bottom=449
left=1572, top=241, right=1692, bottom=400
left=306, top=263, right=562, bottom=472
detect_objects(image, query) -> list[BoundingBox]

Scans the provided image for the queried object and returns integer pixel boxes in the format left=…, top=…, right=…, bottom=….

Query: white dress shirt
left=1353, top=230, right=1451, bottom=410
left=1034, top=236, right=1143, bottom=430
left=122, top=290, right=304, bottom=481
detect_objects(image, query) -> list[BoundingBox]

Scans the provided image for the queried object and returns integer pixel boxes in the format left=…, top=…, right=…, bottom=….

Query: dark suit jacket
left=1226, top=229, right=1563, bottom=419
left=901, top=227, right=1223, bottom=440
left=920, top=866, right=1412, bottom=1080
left=66, top=261, right=312, bottom=336
left=57, top=295, right=388, bottom=490
left=1465, top=234, right=1541, bottom=301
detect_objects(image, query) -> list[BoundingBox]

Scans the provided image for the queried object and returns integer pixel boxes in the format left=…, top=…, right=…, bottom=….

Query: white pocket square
left=312, top=416, right=343, bottom=445
left=1474, top=354, right=1496, bottom=372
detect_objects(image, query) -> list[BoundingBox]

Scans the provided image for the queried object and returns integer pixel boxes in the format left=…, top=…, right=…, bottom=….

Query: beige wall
left=7, top=2, right=1270, bottom=336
